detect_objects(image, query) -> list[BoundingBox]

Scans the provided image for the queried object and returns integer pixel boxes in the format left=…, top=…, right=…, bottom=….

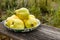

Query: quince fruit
left=25, top=17, right=39, bottom=29
left=15, top=8, right=30, bottom=20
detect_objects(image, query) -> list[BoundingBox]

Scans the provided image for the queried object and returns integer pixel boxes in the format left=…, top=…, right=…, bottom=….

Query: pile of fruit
left=5, top=8, right=40, bottom=30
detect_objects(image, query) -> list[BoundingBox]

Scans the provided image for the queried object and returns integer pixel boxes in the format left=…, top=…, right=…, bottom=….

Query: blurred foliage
left=0, top=9, right=14, bottom=21
left=49, top=7, right=60, bottom=28
left=0, top=0, right=60, bottom=28
left=29, top=6, right=41, bottom=20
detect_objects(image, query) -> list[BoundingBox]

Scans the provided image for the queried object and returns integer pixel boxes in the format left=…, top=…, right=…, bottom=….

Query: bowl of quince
left=4, top=8, right=41, bottom=32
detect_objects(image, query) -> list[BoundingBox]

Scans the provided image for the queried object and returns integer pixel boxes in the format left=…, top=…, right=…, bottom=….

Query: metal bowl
left=3, top=19, right=41, bottom=32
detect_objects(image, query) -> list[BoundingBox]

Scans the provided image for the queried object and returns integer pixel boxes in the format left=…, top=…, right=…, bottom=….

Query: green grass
left=0, top=0, right=60, bottom=28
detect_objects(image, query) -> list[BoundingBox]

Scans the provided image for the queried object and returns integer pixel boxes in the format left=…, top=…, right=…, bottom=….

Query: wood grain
left=0, top=22, right=60, bottom=40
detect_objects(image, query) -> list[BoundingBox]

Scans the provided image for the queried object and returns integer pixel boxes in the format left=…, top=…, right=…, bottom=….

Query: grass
left=0, top=0, right=60, bottom=28
left=0, top=0, right=60, bottom=40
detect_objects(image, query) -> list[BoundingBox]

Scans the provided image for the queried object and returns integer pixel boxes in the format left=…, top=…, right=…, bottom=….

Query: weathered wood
left=0, top=22, right=60, bottom=40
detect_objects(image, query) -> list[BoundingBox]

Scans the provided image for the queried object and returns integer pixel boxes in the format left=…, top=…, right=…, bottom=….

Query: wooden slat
left=0, top=22, right=60, bottom=40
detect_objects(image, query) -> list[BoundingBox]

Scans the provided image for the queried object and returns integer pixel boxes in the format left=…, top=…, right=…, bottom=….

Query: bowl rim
left=4, top=19, right=41, bottom=32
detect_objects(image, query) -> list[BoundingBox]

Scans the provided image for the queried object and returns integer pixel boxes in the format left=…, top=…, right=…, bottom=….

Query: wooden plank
left=0, top=22, right=60, bottom=40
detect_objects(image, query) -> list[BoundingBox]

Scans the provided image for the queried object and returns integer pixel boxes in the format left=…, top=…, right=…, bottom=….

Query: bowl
left=3, top=19, right=41, bottom=32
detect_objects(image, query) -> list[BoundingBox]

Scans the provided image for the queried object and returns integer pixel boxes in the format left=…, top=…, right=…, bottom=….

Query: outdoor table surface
left=0, top=21, right=60, bottom=40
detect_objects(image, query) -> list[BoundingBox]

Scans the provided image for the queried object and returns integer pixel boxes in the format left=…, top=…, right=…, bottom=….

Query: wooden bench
left=0, top=21, right=60, bottom=40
